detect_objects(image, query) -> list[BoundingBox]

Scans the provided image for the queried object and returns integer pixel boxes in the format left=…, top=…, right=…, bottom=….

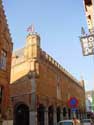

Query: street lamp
left=27, top=70, right=39, bottom=125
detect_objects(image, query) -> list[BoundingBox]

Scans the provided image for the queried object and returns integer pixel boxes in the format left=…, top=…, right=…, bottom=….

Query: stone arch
left=63, top=107, right=67, bottom=118
left=37, top=103, right=45, bottom=125
left=48, top=105, right=54, bottom=125
left=68, top=108, right=71, bottom=119
left=57, top=106, right=61, bottom=122
left=13, top=102, right=29, bottom=125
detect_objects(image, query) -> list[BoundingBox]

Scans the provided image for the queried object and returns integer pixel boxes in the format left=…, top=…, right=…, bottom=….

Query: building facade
left=83, top=0, right=94, bottom=33
left=85, top=90, right=94, bottom=112
left=10, top=32, right=85, bottom=125
left=0, top=0, right=13, bottom=119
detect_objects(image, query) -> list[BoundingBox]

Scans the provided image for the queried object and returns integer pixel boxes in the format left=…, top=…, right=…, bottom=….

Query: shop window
left=0, top=49, right=7, bottom=70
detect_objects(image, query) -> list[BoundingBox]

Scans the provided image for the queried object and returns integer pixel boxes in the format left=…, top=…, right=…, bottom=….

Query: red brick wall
left=0, top=1, right=13, bottom=118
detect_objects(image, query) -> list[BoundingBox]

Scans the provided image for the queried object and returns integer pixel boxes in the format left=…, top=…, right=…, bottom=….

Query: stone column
left=27, top=71, right=38, bottom=125
left=53, top=107, right=57, bottom=125
left=45, top=107, right=48, bottom=125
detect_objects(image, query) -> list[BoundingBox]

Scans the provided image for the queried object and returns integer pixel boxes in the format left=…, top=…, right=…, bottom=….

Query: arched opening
left=48, top=105, right=54, bottom=125
left=57, top=107, right=61, bottom=123
left=68, top=108, right=71, bottom=119
left=63, top=107, right=67, bottom=119
left=37, top=104, right=45, bottom=125
left=14, top=103, right=29, bottom=125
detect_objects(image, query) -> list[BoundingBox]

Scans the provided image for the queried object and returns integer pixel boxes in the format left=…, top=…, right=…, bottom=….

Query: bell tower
left=24, top=25, right=41, bottom=59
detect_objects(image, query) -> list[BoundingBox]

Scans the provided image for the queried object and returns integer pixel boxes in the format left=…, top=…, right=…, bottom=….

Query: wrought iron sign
left=80, top=34, right=94, bottom=56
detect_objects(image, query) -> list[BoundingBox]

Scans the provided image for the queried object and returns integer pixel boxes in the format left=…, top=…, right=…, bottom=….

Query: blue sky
left=3, top=0, right=94, bottom=91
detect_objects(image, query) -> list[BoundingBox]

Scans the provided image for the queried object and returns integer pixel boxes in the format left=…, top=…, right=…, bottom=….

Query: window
left=88, top=15, right=91, bottom=20
left=0, top=87, right=3, bottom=113
left=57, top=82, right=62, bottom=99
left=0, top=87, right=3, bottom=104
left=84, top=0, right=92, bottom=6
left=0, top=49, right=7, bottom=70
left=57, top=76, right=62, bottom=99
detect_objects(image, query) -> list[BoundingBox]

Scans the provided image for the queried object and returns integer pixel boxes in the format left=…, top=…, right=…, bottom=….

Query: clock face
left=80, top=35, right=94, bottom=56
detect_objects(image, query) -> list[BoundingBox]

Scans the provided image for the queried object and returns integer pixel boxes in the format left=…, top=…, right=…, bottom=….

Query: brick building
left=0, top=0, right=13, bottom=119
left=10, top=32, right=85, bottom=125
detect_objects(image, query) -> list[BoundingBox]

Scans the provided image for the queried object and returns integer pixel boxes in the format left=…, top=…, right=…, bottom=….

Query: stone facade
left=85, top=90, right=94, bottom=112
left=0, top=0, right=13, bottom=119
left=83, top=0, right=94, bottom=32
left=10, top=32, right=85, bottom=125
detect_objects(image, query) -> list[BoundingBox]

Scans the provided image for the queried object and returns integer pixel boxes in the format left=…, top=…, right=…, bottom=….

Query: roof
left=14, top=48, right=24, bottom=57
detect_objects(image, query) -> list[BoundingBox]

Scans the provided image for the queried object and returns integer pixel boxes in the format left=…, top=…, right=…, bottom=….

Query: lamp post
left=27, top=70, right=39, bottom=125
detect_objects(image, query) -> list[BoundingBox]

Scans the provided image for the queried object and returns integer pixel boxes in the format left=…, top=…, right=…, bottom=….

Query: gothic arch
left=37, top=103, right=45, bottom=125
left=48, top=105, right=54, bottom=125
left=14, top=102, right=29, bottom=125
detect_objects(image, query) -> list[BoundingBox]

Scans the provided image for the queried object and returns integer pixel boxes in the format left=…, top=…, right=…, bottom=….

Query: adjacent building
left=10, top=31, right=85, bottom=125
left=0, top=0, right=13, bottom=119
left=80, top=0, right=94, bottom=56
left=83, top=0, right=94, bottom=33
left=85, top=90, right=94, bottom=112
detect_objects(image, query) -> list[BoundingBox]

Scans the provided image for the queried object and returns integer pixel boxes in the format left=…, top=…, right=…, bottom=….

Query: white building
left=86, top=90, right=94, bottom=112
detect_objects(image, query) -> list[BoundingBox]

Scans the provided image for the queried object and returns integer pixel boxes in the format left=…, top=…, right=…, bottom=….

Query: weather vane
left=81, top=27, right=86, bottom=36
left=27, top=24, right=35, bottom=34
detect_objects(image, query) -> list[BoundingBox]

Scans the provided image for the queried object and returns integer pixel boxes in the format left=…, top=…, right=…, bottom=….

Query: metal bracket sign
left=71, top=108, right=77, bottom=112
left=80, top=34, right=94, bottom=56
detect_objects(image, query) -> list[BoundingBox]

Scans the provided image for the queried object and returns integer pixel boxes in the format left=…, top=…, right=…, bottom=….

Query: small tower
left=24, top=25, right=41, bottom=59
left=83, top=0, right=94, bottom=33
left=80, top=76, right=85, bottom=89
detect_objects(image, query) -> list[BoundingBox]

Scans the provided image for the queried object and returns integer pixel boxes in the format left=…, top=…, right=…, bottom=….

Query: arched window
left=88, top=15, right=91, bottom=20
left=0, top=49, right=7, bottom=70
left=57, top=76, right=62, bottom=100
left=84, top=0, right=92, bottom=6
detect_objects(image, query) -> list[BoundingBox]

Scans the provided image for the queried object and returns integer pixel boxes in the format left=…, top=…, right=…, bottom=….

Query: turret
left=24, top=26, right=41, bottom=59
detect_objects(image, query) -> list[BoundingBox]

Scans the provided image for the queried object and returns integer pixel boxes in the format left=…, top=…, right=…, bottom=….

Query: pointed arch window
left=57, top=76, right=62, bottom=100
left=0, top=49, right=7, bottom=70
left=84, top=0, right=92, bottom=5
